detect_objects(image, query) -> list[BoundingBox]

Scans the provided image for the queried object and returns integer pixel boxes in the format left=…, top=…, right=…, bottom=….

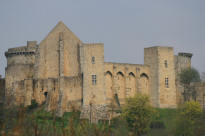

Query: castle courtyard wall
left=104, top=62, right=150, bottom=105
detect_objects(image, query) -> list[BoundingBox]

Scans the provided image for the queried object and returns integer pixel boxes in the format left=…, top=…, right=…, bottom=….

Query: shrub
left=122, top=93, right=155, bottom=136
left=27, top=99, right=38, bottom=111
left=150, top=120, right=165, bottom=129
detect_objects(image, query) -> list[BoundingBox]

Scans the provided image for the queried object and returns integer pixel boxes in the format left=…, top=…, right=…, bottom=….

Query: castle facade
left=3, top=21, right=192, bottom=119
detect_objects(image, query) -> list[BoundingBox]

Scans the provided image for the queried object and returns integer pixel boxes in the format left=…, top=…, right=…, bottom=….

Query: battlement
left=145, top=46, right=173, bottom=50
left=178, top=52, right=193, bottom=58
left=5, top=51, right=35, bottom=57
left=5, top=41, right=37, bottom=57
left=105, top=62, right=149, bottom=67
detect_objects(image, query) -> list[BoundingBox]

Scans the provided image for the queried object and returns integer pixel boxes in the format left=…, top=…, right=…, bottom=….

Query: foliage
left=122, top=93, right=155, bottom=136
left=180, top=100, right=202, bottom=120
left=179, top=67, right=200, bottom=85
left=195, top=112, right=205, bottom=136
left=148, top=108, right=177, bottom=136
left=27, top=99, right=38, bottom=111
left=1, top=101, right=203, bottom=136
left=150, top=120, right=165, bottom=129
left=111, top=117, right=129, bottom=136
left=175, top=101, right=203, bottom=136
left=200, top=72, right=205, bottom=82
left=179, top=67, right=201, bottom=102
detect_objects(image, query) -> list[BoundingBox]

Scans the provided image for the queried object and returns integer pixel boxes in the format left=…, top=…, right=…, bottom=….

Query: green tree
left=179, top=67, right=201, bottom=101
left=175, top=101, right=202, bottom=136
left=122, top=93, right=155, bottom=136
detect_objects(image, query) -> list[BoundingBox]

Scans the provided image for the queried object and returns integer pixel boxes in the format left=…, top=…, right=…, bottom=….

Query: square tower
left=80, top=43, right=106, bottom=105
left=144, top=46, right=177, bottom=108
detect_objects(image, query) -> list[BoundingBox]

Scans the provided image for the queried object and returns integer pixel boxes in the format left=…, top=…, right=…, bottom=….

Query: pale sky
left=0, top=0, right=205, bottom=77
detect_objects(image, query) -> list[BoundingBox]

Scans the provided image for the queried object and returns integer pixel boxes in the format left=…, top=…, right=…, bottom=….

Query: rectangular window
left=92, top=75, right=97, bottom=85
left=164, top=60, right=168, bottom=68
left=92, top=56, right=95, bottom=64
left=165, top=77, right=169, bottom=88
left=126, top=88, right=131, bottom=97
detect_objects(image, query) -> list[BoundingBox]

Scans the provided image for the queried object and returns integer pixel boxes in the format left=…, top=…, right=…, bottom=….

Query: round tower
left=5, top=41, right=37, bottom=101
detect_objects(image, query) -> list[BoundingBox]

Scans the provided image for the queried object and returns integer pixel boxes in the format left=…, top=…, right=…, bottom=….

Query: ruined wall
left=145, top=46, right=177, bottom=108
left=0, top=77, right=5, bottom=104
left=104, top=62, right=150, bottom=105
left=192, top=82, right=205, bottom=109
left=60, top=76, right=82, bottom=112
left=34, top=21, right=82, bottom=79
left=175, top=53, right=192, bottom=105
left=5, top=42, right=36, bottom=105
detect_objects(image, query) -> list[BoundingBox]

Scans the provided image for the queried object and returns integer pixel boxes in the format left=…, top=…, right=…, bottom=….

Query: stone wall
left=191, top=82, right=205, bottom=109
left=175, top=53, right=192, bottom=105
left=3, top=21, right=196, bottom=119
left=104, top=62, right=150, bottom=105
left=34, top=21, right=82, bottom=79
left=145, top=46, right=177, bottom=108
left=0, top=78, right=5, bottom=104
left=144, top=47, right=159, bottom=107
left=80, top=43, right=106, bottom=105
left=5, top=41, right=36, bottom=105
left=59, top=76, right=82, bottom=113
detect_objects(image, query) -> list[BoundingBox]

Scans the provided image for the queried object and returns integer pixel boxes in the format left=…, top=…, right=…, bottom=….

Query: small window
left=92, top=56, right=95, bottom=64
left=165, top=77, right=169, bottom=88
left=92, top=75, right=97, bottom=85
left=44, top=92, right=48, bottom=98
left=126, top=88, right=131, bottom=97
left=164, top=60, right=168, bottom=68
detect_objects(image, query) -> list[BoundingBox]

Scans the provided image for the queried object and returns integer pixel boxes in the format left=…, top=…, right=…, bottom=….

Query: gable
left=35, top=21, right=82, bottom=78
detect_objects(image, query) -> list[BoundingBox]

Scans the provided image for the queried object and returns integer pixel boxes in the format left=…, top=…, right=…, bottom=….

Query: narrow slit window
left=92, top=75, right=97, bottom=85
left=164, top=60, right=168, bottom=68
left=92, top=56, right=95, bottom=64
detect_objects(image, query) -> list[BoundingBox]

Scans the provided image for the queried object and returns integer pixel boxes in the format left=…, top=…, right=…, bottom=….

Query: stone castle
left=0, top=21, right=199, bottom=120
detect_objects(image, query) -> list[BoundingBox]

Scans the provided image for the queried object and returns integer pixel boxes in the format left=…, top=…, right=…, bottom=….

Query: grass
left=0, top=104, right=180, bottom=136
left=148, top=108, right=178, bottom=136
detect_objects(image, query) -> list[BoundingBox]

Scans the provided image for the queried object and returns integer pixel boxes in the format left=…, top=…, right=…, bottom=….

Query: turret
left=4, top=41, right=37, bottom=104
left=175, top=52, right=192, bottom=75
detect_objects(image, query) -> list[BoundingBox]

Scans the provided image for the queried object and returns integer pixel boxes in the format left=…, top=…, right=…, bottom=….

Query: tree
left=201, top=72, right=205, bottom=82
left=121, top=93, right=155, bottom=136
left=175, top=101, right=202, bottom=136
left=179, top=67, right=200, bottom=85
left=179, top=67, right=201, bottom=102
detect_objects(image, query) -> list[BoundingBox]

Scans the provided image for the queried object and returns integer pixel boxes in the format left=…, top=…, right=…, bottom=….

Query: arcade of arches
left=105, top=70, right=149, bottom=105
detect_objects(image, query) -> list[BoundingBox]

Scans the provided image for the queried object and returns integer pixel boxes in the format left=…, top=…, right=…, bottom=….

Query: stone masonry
left=1, top=21, right=197, bottom=121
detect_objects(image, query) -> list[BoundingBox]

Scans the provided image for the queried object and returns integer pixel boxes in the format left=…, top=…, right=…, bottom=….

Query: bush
left=150, top=120, right=165, bottom=129
left=27, top=99, right=38, bottom=111
left=175, top=101, right=202, bottom=136
left=122, top=93, right=155, bottom=136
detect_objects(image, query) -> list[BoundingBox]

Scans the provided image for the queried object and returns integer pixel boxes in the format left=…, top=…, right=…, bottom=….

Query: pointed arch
left=129, top=72, right=135, bottom=77
left=139, top=73, right=149, bottom=94
left=116, top=71, right=125, bottom=103
left=117, top=71, right=124, bottom=77
left=140, top=73, right=149, bottom=79
left=105, top=71, right=113, bottom=77
left=105, top=71, right=113, bottom=103
left=126, top=72, right=136, bottom=97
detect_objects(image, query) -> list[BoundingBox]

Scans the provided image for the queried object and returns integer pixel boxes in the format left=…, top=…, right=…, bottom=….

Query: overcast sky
left=0, top=0, right=205, bottom=77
